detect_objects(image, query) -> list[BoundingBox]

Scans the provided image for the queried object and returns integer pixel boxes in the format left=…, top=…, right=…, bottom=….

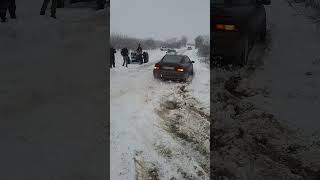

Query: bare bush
left=110, top=33, right=162, bottom=50
left=195, top=35, right=204, bottom=49
left=305, top=0, right=320, bottom=9
left=195, top=35, right=210, bottom=58
left=162, top=36, right=189, bottom=49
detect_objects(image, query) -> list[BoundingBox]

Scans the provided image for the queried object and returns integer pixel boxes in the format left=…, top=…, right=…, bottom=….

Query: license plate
left=162, top=66, right=174, bottom=70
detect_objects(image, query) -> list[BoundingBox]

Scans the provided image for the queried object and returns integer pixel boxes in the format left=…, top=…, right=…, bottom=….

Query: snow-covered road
left=247, top=0, right=320, bottom=133
left=110, top=48, right=210, bottom=179
left=0, top=1, right=108, bottom=179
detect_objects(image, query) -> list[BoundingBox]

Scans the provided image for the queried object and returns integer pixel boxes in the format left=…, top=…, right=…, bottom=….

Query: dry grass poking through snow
left=155, top=84, right=210, bottom=179
left=134, top=153, right=161, bottom=180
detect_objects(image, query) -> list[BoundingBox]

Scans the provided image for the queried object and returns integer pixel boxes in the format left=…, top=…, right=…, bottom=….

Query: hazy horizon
left=110, top=0, right=210, bottom=43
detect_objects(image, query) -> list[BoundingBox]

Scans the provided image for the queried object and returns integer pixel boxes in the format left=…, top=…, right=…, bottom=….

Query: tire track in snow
left=151, top=48, right=210, bottom=179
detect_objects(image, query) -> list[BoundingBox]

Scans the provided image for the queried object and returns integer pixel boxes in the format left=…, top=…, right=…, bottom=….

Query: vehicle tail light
left=214, top=24, right=237, bottom=31
left=176, top=67, right=184, bottom=72
left=154, top=64, right=160, bottom=70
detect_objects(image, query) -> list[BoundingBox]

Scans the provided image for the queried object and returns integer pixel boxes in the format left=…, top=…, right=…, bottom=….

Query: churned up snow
left=110, top=47, right=210, bottom=179
left=211, top=0, right=320, bottom=179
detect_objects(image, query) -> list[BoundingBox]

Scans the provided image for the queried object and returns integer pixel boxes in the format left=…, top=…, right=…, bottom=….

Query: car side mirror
left=257, top=0, right=271, bottom=5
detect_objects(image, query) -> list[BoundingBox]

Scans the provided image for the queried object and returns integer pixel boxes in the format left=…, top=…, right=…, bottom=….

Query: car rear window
left=161, top=55, right=183, bottom=63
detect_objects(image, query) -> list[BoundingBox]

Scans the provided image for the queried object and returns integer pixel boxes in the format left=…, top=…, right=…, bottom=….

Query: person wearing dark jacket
left=110, top=47, right=116, bottom=68
left=57, top=0, right=64, bottom=8
left=0, top=0, right=16, bottom=22
left=7, top=0, right=16, bottom=19
left=40, top=0, right=58, bottom=19
left=143, top=52, right=149, bottom=63
left=96, top=0, right=106, bottom=10
left=0, top=1, right=8, bottom=22
left=121, top=47, right=129, bottom=68
left=136, top=43, right=143, bottom=64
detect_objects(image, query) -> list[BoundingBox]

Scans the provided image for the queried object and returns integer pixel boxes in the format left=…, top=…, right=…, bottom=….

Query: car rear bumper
left=153, top=70, right=188, bottom=80
left=212, top=31, right=244, bottom=58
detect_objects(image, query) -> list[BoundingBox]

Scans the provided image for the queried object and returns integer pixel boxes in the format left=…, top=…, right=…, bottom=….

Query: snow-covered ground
left=110, top=47, right=210, bottom=179
left=0, top=1, right=108, bottom=179
left=211, top=0, right=320, bottom=179
left=248, top=0, right=320, bottom=133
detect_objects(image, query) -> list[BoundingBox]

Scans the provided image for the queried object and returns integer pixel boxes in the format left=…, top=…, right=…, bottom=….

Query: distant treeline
left=110, top=33, right=189, bottom=50
left=110, top=33, right=210, bottom=61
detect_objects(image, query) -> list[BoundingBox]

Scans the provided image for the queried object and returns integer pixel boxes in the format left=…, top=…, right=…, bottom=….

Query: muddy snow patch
left=134, top=152, right=161, bottom=180
left=155, top=87, right=210, bottom=178
left=211, top=69, right=320, bottom=179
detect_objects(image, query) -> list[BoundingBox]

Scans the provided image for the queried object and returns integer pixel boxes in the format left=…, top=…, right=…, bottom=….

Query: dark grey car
left=153, top=54, right=194, bottom=81
left=212, top=0, right=271, bottom=66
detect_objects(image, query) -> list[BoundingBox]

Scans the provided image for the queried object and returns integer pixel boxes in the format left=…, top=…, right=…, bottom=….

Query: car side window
left=186, top=56, right=192, bottom=63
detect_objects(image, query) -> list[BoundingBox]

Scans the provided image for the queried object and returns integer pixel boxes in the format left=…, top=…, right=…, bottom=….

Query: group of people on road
left=1, top=0, right=107, bottom=22
left=110, top=44, right=148, bottom=68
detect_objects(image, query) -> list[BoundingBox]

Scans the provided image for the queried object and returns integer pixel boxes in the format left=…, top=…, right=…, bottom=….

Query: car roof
left=164, top=54, right=187, bottom=58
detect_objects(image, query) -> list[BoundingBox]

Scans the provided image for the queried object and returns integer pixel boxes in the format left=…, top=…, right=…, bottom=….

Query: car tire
left=183, top=77, right=188, bottom=82
left=239, top=37, right=249, bottom=67
left=259, top=19, right=267, bottom=42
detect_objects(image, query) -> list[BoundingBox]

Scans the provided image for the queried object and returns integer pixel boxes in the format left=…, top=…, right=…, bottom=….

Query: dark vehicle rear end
left=212, top=0, right=270, bottom=66
left=153, top=55, right=194, bottom=81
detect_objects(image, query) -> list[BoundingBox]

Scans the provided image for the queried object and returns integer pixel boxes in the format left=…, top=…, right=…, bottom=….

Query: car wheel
left=259, top=19, right=267, bottom=42
left=239, top=37, right=249, bottom=67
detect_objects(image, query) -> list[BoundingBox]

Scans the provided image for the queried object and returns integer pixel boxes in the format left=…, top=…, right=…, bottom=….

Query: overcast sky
left=110, top=0, right=210, bottom=42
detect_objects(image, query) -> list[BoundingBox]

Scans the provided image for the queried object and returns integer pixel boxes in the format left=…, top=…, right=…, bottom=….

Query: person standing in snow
left=136, top=43, right=143, bottom=65
left=0, top=0, right=16, bottom=22
left=142, top=51, right=149, bottom=63
left=57, top=0, right=64, bottom=8
left=40, top=0, right=58, bottom=19
left=121, top=47, right=129, bottom=68
left=96, top=0, right=106, bottom=10
left=0, top=1, right=8, bottom=22
left=110, top=47, right=116, bottom=68
left=7, top=0, right=16, bottom=19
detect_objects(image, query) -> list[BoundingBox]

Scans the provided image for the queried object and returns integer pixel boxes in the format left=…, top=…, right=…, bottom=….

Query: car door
left=184, top=56, right=193, bottom=73
left=244, top=0, right=259, bottom=46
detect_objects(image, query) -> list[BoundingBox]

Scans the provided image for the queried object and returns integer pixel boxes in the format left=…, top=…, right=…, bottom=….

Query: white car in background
left=160, top=46, right=169, bottom=51
left=166, top=49, right=177, bottom=55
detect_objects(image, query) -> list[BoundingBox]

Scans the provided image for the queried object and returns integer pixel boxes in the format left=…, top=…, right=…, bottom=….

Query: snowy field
left=110, top=47, right=210, bottom=179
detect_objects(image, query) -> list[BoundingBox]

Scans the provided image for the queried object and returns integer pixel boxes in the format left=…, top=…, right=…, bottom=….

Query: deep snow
left=211, top=0, right=320, bottom=179
left=110, top=47, right=210, bottom=179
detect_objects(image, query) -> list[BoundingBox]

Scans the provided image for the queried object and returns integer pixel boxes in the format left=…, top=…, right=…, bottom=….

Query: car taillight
left=154, top=64, right=160, bottom=70
left=176, top=67, right=184, bottom=72
left=214, top=24, right=237, bottom=31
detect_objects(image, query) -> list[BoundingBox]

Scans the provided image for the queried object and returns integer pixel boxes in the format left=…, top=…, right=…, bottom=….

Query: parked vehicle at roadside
left=212, top=0, right=271, bottom=66
left=160, top=46, right=169, bottom=51
left=166, top=49, right=177, bottom=55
